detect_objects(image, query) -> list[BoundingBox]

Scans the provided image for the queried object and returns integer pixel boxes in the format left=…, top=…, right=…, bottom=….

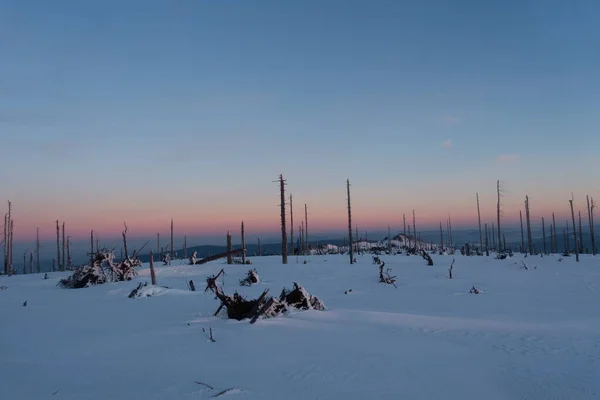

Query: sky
left=1, top=0, right=599, bottom=245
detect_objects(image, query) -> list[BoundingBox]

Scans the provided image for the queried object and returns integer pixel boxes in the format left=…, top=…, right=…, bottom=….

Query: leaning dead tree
left=347, top=179, right=354, bottom=264
left=378, top=262, right=397, bottom=287
left=195, top=249, right=244, bottom=265
left=422, top=249, right=434, bottom=266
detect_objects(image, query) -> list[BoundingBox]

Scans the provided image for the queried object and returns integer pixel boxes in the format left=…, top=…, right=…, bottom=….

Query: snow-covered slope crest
left=1, top=253, right=599, bottom=399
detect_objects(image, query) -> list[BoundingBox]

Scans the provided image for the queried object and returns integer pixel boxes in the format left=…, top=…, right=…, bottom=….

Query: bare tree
left=36, top=228, right=41, bottom=273
left=412, top=209, right=417, bottom=251
left=569, top=197, right=579, bottom=262
left=542, top=217, right=547, bottom=255
left=149, top=250, right=157, bottom=286
left=484, top=223, right=490, bottom=256
left=578, top=211, right=584, bottom=254
left=226, top=232, right=233, bottom=265
left=476, top=193, right=483, bottom=253
left=347, top=179, right=354, bottom=264
left=29, top=250, right=33, bottom=274
left=520, top=210, right=525, bottom=253
left=289, top=194, right=294, bottom=256
left=388, top=225, right=392, bottom=253
left=439, top=221, right=444, bottom=253
left=56, top=220, right=61, bottom=272
left=90, top=230, right=94, bottom=264
left=525, top=196, right=533, bottom=255
left=183, top=236, right=187, bottom=260
left=552, top=213, right=557, bottom=254
left=170, top=219, right=174, bottom=259
left=67, top=236, right=72, bottom=269
left=403, top=213, right=406, bottom=236
left=279, top=174, right=287, bottom=264
left=304, top=204, right=309, bottom=255
left=62, top=222, right=66, bottom=271
left=588, top=196, right=596, bottom=255
left=497, top=180, right=502, bottom=252
left=241, top=221, right=246, bottom=264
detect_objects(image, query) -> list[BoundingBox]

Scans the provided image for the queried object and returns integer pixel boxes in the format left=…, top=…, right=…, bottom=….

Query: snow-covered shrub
left=239, top=269, right=260, bottom=286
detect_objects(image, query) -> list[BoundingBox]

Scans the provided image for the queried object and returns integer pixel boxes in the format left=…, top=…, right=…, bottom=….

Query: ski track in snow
left=1, top=253, right=599, bottom=399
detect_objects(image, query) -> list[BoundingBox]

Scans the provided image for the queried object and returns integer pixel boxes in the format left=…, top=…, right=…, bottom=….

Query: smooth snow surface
left=1, top=253, right=599, bottom=399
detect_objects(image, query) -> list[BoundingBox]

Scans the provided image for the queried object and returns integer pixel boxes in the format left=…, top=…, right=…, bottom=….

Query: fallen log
left=195, top=249, right=244, bottom=265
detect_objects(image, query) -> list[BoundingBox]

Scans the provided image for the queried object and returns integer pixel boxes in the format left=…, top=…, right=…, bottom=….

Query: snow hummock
left=1, top=253, right=599, bottom=399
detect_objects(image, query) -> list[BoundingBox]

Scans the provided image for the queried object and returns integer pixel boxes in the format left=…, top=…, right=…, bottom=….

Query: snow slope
left=1, top=253, right=599, bottom=399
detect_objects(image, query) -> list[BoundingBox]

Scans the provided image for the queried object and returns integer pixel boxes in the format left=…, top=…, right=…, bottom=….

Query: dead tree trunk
left=347, top=179, right=354, bottom=264
left=226, top=232, right=233, bottom=264
left=542, top=217, right=547, bottom=255
left=289, top=194, right=294, bottom=256
left=448, top=215, right=453, bottom=251
left=412, top=209, right=417, bottom=251
left=170, top=219, right=174, bottom=259
left=497, top=180, right=502, bottom=252
left=388, top=225, right=392, bottom=253
left=90, top=230, right=94, bottom=264
left=156, top=233, right=160, bottom=256
left=485, top=223, right=490, bottom=256
left=491, top=222, right=496, bottom=252
left=439, top=222, right=444, bottom=253
left=588, top=196, right=596, bottom=255
left=183, top=236, right=187, bottom=260
left=279, top=174, right=288, bottom=264
left=578, top=211, right=584, bottom=254
left=525, top=196, right=533, bottom=255
left=403, top=213, right=406, bottom=236
left=241, top=221, right=246, bottom=264
left=29, top=250, right=33, bottom=274
left=570, top=198, right=579, bottom=262
left=552, top=213, right=557, bottom=253
left=304, top=204, right=309, bottom=255
left=67, top=236, right=72, bottom=269
left=477, top=192, right=483, bottom=254
left=56, top=220, right=61, bottom=272
left=62, top=222, right=66, bottom=272
left=520, top=210, right=525, bottom=253
left=36, top=228, right=40, bottom=273
left=149, top=250, right=157, bottom=285
left=23, top=251, right=26, bottom=274
left=122, top=223, right=129, bottom=260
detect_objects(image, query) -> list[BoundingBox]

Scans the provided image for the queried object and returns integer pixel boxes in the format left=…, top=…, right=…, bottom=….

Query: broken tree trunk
left=195, top=249, right=244, bottom=265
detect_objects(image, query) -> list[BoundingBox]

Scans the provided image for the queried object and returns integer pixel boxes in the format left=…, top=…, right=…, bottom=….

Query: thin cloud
left=441, top=139, right=453, bottom=149
left=496, top=154, right=519, bottom=164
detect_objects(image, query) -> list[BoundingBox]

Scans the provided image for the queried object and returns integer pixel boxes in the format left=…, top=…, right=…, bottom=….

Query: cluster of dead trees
left=204, top=269, right=324, bottom=323
left=58, top=249, right=141, bottom=289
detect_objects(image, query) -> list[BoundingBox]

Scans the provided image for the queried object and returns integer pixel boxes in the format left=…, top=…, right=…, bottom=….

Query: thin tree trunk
left=183, top=236, right=187, bottom=260
left=67, top=236, right=72, bottom=268
left=485, top=223, right=490, bottom=256
left=542, top=217, right=547, bottom=254
left=23, top=251, right=26, bottom=274
left=578, top=211, right=583, bottom=253
left=241, top=221, right=246, bottom=264
left=520, top=210, right=525, bottom=253
left=304, top=204, right=308, bottom=255
left=412, top=209, right=417, bottom=251
left=62, top=222, right=65, bottom=271
left=289, top=194, right=294, bottom=256
left=36, top=228, right=40, bottom=273
left=90, top=230, right=94, bottom=264
left=170, top=219, right=174, bottom=259
left=569, top=199, right=579, bottom=262
left=588, top=196, right=596, bottom=255
left=497, top=180, right=502, bottom=252
left=552, top=213, right=557, bottom=253
left=226, top=232, right=233, bottom=264
left=29, top=250, right=33, bottom=274
left=491, top=222, right=496, bottom=252
left=279, top=174, right=287, bottom=264
left=388, top=225, right=392, bottom=253
left=439, top=221, right=444, bottom=253
left=476, top=193, right=483, bottom=254
left=403, top=213, right=406, bottom=236
left=56, top=220, right=61, bottom=272
left=149, top=250, right=157, bottom=285
left=347, top=179, right=354, bottom=264
left=525, top=196, right=533, bottom=255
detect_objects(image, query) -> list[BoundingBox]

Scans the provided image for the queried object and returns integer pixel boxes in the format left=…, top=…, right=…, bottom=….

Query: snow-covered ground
left=1, top=253, right=599, bottom=399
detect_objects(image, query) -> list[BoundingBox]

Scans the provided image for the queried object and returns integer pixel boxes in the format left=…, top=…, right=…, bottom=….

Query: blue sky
left=1, top=0, right=599, bottom=242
